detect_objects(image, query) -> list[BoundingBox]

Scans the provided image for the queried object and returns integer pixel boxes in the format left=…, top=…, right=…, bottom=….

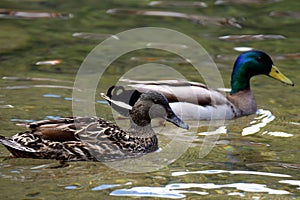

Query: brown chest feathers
left=227, top=89, right=257, bottom=117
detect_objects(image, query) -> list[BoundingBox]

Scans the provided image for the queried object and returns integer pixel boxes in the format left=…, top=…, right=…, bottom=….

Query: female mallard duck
left=107, top=50, right=294, bottom=120
left=0, top=91, right=188, bottom=161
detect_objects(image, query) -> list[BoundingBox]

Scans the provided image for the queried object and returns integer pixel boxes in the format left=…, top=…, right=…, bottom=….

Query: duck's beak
left=269, top=65, right=294, bottom=86
left=165, top=108, right=189, bottom=130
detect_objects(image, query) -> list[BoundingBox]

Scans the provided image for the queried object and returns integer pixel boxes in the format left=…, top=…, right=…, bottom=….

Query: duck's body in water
left=107, top=50, right=294, bottom=120
left=0, top=91, right=188, bottom=161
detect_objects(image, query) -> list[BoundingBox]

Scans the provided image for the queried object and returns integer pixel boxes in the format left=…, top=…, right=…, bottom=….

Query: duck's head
left=130, top=91, right=189, bottom=129
left=231, top=50, right=294, bottom=94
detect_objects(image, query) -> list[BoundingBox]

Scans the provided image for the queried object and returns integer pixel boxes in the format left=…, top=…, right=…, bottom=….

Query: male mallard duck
left=107, top=50, right=294, bottom=120
left=0, top=91, right=188, bottom=161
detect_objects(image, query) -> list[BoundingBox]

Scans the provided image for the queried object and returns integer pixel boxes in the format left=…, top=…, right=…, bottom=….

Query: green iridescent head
left=230, top=50, right=294, bottom=94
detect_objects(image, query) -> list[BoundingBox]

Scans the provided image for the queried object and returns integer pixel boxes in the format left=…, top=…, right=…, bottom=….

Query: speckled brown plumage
left=0, top=91, right=188, bottom=161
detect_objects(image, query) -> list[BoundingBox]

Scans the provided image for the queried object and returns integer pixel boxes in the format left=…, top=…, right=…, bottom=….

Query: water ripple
left=110, top=170, right=292, bottom=198
left=167, top=183, right=289, bottom=194
left=110, top=186, right=187, bottom=199
left=263, top=131, right=294, bottom=137
left=110, top=181, right=290, bottom=198
left=43, top=94, right=61, bottom=98
left=171, top=169, right=291, bottom=177
left=242, top=109, right=275, bottom=136
left=92, top=184, right=121, bottom=191
left=279, top=180, right=300, bottom=190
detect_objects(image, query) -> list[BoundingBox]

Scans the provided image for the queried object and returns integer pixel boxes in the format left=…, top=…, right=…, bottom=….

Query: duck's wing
left=26, top=117, right=101, bottom=141
left=0, top=117, right=121, bottom=161
left=121, top=79, right=228, bottom=106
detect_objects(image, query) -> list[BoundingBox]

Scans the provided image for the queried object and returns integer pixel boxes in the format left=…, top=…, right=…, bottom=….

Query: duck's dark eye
left=256, top=56, right=262, bottom=61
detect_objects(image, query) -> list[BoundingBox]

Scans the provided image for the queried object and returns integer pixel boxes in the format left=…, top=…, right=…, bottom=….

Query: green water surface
left=0, top=0, right=299, bottom=199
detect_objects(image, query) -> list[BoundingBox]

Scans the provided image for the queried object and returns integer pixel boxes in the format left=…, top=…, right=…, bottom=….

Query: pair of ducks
left=0, top=51, right=294, bottom=161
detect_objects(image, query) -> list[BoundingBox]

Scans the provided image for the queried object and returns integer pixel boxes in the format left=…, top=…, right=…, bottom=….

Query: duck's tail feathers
left=0, top=135, right=36, bottom=153
left=104, top=85, right=141, bottom=117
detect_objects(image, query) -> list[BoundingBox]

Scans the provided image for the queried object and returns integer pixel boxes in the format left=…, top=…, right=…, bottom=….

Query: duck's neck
left=229, top=62, right=258, bottom=116
left=228, top=89, right=257, bottom=116
left=128, top=121, right=155, bottom=137
left=128, top=100, right=155, bottom=137
left=230, top=67, right=251, bottom=95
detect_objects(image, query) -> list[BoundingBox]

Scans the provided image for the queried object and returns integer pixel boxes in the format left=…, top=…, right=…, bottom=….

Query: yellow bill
left=269, top=65, right=294, bottom=86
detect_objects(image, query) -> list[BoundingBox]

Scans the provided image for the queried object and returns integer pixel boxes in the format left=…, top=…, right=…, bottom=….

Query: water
left=0, top=0, right=299, bottom=199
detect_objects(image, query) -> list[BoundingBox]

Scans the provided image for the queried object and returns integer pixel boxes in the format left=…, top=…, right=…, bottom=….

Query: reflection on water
left=64, top=184, right=82, bottom=190
left=269, top=10, right=300, bottom=18
left=35, top=60, right=62, bottom=66
left=148, top=1, right=208, bottom=8
left=240, top=109, right=294, bottom=137
left=111, top=186, right=188, bottom=198
left=92, top=182, right=131, bottom=191
left=110, top=170, right=295, bottom=198
left=107, top=8, right=242, bottom=28
left=171, top=169, right=291, bottom=177
left=2, top=76, right=71, bottom=83
left=0, top=104, right=14, bottom=108
left=233, top=46, right=253, bottom=52
left=264, top=131, right=293, bottom=137
left=219, top=34, right=285, bottom=42
left=0, top=9, right=73, bottom=19
left=43, top=93, right=61, bottom=98
left=111, top=181, right=290, bottom=198
left=214, top=0, right=281, bottom=5
left=5, top=84, right=74, bottom=90
left=242, top=109, right=275, bottom=136
left=72, top=32, right=119, bottom=40
left=198, top=126, right=227, bottom=136
left=279, top=180, right=300, bottom=190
